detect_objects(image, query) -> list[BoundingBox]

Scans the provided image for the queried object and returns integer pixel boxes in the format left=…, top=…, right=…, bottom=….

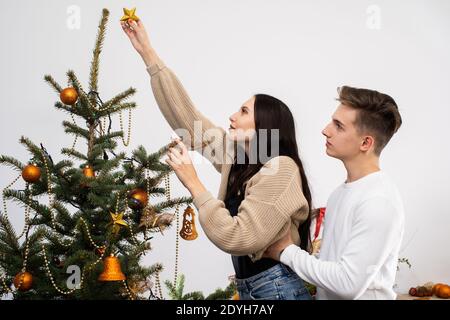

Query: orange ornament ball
left=60, top=87, right=78, bottom=105
left=128, top=188, right=148, bottom=210
left=13, top=271, right=33, bottom=292
left=22, top=164, right=41, bottom=183
left=436, top=285, right=450, bottom=299
left=433, top=283, right=445, bottom=295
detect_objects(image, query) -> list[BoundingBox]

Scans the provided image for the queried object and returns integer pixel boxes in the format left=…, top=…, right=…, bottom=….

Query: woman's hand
left=120, top=19, right=156, bottom=66
left=166, top=139, right=207, bottom=199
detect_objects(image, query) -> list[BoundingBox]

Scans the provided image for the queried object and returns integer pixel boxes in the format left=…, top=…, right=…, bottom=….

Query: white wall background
left=1, top=0, right=449, bottom=298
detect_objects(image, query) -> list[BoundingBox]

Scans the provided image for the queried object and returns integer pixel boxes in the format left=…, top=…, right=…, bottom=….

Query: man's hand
left=263, top=228, right=294, bottom=261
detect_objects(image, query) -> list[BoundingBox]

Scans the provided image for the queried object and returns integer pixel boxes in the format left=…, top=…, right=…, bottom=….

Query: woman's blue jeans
left=235, top=263, right=312, bottom=300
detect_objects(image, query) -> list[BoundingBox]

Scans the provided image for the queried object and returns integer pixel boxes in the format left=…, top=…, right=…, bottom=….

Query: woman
left=121, top=18, right=312, bottom=300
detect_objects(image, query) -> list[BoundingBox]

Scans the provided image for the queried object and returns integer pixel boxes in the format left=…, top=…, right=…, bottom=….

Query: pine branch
left=94, top=131, right=124, bottom=145
left=205, top=282, right=236, bottom=300
left=98, top=152, right=126, bottom=177
left=61, top=148, right=88, bottom=161
left=23, top=226, right=46, bottom=249
left=164, top=279, right=177, bottom=299
left=0, top=155, right=24, bottom=172
left=52, top=202, right=76, bottom=232
left=86, top=192, right=110, bottom=210
left=147, top=263, right=163, bottom=275
left=101, top=88, right=136, bottom=110
left=62, top=120, right=90, bottom=140
left=131, top=145, right=148, bottom=164
left=183, top=292, right=205, bottom=300
left=147, top=148, right=170, bottom=165
left=89, top=8, right=109, bottom=93
left=43, top=75, right=63, bottom=93
left=0, top=214, right=20, bottom=251
left=19, top=136, right=44, bottom=162
left=176, top=274, right=185, bottom=299
left=53, top=159, right=74, bottom=172
left=152, top=197, right=192, bottom=213
left=54, top=102, right=84, bottom=118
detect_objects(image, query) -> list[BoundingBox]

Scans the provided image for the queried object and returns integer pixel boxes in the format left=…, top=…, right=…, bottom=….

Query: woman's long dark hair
left=224, top=94, right=313, bottom=251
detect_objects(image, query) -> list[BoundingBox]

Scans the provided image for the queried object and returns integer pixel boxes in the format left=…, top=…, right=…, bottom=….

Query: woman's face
left=228, top=96, right=256, bottom=141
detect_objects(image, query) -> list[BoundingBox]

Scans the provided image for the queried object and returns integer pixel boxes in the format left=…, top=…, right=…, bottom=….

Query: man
left=264, top=86, right=405, bottom=300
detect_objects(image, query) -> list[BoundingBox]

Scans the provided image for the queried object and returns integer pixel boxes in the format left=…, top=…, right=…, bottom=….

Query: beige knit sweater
left=147, top=60, right=309, bottom=262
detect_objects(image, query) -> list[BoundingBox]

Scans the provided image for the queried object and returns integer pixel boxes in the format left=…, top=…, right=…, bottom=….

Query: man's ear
left=361, top=135, right=375, bottom=152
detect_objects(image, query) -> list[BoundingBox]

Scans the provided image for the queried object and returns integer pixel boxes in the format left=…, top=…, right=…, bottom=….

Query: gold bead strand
left=14, top=224, right=32, bottom=291
left=121, top=280, right=135, bottom=300
left=41, top=243, right=83, bottom=295
left=79, top=217, right=104, bottom=250
left=41, top=153, right=75, bottom=248
left=173, top=204, right=180, bottom=287
left=41, top=152, right=57, bottom=231
left=1, top=174, right=22, bottom=222
left=125, top=208, right=139, bottom=245
left=0, top=274, right=13, bottom=293
left=119, top=108, right=132, bottom=147
left=164, top=174, right=171, bottom=201
left=68, top=113, right=79, bottom=156
left=16, top=183, right=32, bottom=239
left=144, top=168, right=152, bottom=235
left=155, top=271, right=163, bottom=299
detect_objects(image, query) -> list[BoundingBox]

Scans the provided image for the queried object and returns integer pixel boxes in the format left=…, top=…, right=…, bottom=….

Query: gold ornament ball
left=128, top=188, right=148, bottom=209
left=22, top=164, right=41, bottom=183
left=13, top=271, right=33, bottom=292
left=60, top=87, right=78, bottom=105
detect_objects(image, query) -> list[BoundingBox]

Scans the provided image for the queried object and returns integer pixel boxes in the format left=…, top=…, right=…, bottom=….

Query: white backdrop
left=1, top=0, right=449, bottom=298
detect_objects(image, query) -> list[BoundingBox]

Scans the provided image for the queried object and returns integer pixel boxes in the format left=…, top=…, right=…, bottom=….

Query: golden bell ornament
left=60, top=87, right=78, bottom=105
left=179, top=206, right=198, bottom=240
left=22, top=164, right=41, bottom=183
left=13, top=271, right=33, bottom=292
left=98, top=255, right=126, bottom=281
left=128, top=188, right=148, bottom=210
left=83, top=165, right=95, bottom=178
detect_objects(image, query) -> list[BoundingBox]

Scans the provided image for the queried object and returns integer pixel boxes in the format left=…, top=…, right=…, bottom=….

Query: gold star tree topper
left=109, top=212, right=128, bottom=235
left=120, top=7, right=139, bottom=22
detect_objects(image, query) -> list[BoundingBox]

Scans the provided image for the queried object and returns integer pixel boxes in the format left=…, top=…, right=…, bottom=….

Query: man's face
left=322, top=104, right=366, bottom=161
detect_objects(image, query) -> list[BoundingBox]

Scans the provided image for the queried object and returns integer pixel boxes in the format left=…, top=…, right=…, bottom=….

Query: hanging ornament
left=120, top=7, right=139, bottom=22
left=95, top=246, right=106, bottom=256
left=52, top=256, right=64, bottom=269
left=179, top=206, right=198, bottom=240
left=127, top=188, right=148, bottom=210
left=80, top=165, right=95, bottom=188
left=82, top=165, right=95, bottom=178
left=98, top=254, right=126, bottom=281
left=109, top=212, right=128, bottom=235
left=22, top=164, right=41, bottom=183
left=13, top=271, right=33, bottom=292
left=60, top=87, right=78, bottom=105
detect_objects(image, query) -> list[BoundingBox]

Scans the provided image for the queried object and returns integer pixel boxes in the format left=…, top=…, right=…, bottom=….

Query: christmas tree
left=0, top=8, right=192, bottom=300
